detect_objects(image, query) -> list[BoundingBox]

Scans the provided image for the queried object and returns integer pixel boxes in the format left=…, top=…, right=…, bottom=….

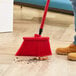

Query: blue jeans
left=70, top=0, right=76, bottom=45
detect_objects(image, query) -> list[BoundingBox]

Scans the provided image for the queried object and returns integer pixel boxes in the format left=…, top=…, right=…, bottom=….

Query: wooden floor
left=0, top=5, right=76, bottom=76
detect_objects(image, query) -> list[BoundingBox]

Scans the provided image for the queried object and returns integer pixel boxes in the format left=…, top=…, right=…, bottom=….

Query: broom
left=15, top=0, right=52, bottom=57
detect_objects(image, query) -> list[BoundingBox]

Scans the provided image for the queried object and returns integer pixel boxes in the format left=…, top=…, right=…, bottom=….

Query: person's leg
left=72, top=0, right=76, bottom=30
left=68, top=1, right=76, bottom=60
left=56, top=0, right=76, bottom=55
left=71, top=0, right=76, bottom=31
left=72, top=0, right=76, bottom=45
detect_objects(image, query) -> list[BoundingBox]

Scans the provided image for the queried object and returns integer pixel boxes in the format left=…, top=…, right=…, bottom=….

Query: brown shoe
left=56, top=44, right=76, bottom=55
left=68, top=53, right=76, bottom=61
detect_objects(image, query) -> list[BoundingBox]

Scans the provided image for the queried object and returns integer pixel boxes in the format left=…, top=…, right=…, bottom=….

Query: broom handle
left=39, top=0, right=50, bottom=35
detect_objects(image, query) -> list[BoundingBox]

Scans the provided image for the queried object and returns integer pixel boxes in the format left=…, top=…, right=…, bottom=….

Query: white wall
left=0, top=0, right=13, bottom=32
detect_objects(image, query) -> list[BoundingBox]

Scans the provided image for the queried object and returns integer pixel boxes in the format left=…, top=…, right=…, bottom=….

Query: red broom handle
left=39, top=0, right=50, bottom=35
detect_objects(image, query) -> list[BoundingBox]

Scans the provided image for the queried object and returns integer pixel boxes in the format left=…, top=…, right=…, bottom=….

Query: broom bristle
left=15, top=36, right=52, bottom=57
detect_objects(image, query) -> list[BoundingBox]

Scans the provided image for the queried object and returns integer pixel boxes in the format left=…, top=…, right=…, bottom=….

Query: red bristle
left=15, top=35, right=52, bottom=57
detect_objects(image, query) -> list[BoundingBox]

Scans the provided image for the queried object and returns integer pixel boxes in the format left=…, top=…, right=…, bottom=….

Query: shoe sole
left=68, top=56, right=76, bottom=61
left=56, top=52, right=68, bottom=55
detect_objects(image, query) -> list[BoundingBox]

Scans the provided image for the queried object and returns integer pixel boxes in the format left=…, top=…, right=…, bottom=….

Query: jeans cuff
left=73, top=35, right=76, bottom=45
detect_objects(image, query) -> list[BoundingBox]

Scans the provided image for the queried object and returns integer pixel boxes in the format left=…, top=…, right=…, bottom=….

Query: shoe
left=56, top=44, right=76, bottom=55
left=68, top=53, right=76, bottom=61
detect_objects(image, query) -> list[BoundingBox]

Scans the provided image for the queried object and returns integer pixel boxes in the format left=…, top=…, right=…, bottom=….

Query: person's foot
left=68, top=53, right=76, bottom=61
left=56, top=44, right=76, bottom=55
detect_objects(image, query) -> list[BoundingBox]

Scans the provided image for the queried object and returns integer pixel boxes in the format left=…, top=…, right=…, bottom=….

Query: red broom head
left=15, top=34, right=52, bottom=57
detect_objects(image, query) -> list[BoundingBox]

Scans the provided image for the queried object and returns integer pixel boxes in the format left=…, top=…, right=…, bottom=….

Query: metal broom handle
left=39, top=0, right=50, bottom=35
